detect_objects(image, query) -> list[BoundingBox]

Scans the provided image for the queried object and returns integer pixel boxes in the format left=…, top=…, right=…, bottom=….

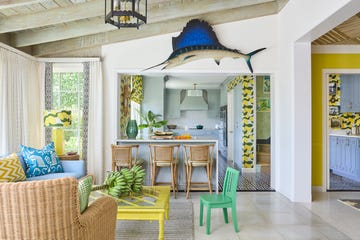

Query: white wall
left=102, top=15, right=278, bottom=178
left=101, top=2, right=360, bottom=202
left=276, top=0, right=360, bottom=202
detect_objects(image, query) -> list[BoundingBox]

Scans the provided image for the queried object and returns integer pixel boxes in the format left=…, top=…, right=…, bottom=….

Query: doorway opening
left=325, top=71, right=360, bottom=191
left=221, top=75, right=273, bottom=191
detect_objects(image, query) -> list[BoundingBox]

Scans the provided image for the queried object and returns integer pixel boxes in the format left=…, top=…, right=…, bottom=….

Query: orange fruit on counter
left=174, top=135, right=192, bottom=139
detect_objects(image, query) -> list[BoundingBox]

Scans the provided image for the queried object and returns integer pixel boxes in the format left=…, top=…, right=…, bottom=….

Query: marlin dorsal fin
left=172, top=19, right=223, bottom=51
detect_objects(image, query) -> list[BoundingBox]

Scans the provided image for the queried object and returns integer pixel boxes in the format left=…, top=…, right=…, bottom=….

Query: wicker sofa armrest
left=79, top=196, right=118, bottom=240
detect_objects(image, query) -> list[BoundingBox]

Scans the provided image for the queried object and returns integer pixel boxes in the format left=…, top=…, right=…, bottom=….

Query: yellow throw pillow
left=0, top=153, right=26, bottom=182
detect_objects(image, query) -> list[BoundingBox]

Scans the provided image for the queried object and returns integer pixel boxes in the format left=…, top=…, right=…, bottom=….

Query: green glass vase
left=126, top=120, right=138, bottom=139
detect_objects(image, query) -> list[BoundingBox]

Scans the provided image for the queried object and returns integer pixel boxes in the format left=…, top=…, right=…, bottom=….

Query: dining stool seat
left=111, top=144, right=143, bottom=171
left=183, top=144, right=214, bottom=199
left=148, top=144, right=180, bottom=198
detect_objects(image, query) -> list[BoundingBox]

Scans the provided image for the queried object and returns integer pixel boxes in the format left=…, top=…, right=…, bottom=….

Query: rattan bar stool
left=183, top=144, right=214, bottom=199
left=111, top=144, right=143, bottom=171
left=148, top=144, right=180, bottom=198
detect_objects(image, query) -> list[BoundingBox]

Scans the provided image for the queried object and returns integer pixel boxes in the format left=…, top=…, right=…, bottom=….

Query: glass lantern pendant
left=105, top=0, right=147, bottom=29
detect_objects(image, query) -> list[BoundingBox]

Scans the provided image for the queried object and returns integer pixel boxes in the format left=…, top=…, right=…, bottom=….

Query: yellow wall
left=312, top=54, right=360, bottom=186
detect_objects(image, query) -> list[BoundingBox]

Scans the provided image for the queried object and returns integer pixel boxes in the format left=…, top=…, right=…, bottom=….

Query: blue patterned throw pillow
left=20, top=142, right=64, bottom=178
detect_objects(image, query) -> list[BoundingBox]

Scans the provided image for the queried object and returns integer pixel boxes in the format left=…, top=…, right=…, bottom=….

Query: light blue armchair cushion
left=61, top=160, right=85, bottom=179
left=23, top=160, right=85, bottom=181
left=19, top=142, right=64, bottom=178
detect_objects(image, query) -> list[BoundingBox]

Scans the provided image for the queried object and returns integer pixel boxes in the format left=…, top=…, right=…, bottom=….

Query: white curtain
left=0, top=47, right=44, bottom=155
left=87, top=61, right=104, bottom=184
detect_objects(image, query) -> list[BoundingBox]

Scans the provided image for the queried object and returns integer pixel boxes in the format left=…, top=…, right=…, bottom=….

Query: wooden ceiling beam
left=11, top=17, right=114, bottom=47
left=1, top=0, right=274, bottom=34
left=11, top=0, right=275, bottom=47
left=0, top=0, right=103, bottom=33
left=32, top=1, right=279, bottom=57
left=276, top=0, right=288, bottom=11
left=0, top=0, right=44, bottom=9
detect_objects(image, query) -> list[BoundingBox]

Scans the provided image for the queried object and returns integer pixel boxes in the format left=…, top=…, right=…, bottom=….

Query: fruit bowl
left=154, top=131, right=173, bottom=136
left=167, top=124, right=177, bottom=129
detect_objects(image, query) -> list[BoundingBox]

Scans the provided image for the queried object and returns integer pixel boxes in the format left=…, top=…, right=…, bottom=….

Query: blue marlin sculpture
left=144, top=19, right=266, bottom=73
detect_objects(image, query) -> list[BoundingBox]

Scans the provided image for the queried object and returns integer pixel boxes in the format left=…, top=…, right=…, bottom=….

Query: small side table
left=58, top=154, right=80, bottom=160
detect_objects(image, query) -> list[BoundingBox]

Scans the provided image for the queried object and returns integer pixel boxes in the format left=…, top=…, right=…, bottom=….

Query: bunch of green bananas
left=103, top=165, right=146, bottom=197
left=131, top=165, right=146, bottom=193
left=103, top=171, right=127, bottom=197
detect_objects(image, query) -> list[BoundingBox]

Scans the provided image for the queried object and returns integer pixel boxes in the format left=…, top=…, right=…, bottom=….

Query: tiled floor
left=218, top=154, right=273, bottom=191
left=329, top=172, right=360, bottom=190
left=178, top=191, right=360, bottom=240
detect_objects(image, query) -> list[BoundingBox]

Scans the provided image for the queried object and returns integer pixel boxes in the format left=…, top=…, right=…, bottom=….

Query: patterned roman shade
left=130, top=75, right=143, bottom=104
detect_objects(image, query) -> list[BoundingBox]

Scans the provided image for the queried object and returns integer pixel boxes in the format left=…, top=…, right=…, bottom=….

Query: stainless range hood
left=180, top=84, right=208, bottom=111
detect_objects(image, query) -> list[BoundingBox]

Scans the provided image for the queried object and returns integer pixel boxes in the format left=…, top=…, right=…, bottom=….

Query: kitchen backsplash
left=329, top=74, right=360, bottom=129
left=166, top=110, right=220, bottom=130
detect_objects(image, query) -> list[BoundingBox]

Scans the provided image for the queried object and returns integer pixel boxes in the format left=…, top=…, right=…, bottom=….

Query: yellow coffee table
left=90, top=186, right=170, bottom=240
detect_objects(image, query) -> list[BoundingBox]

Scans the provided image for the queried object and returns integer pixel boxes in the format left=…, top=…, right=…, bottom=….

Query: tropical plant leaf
left=138, top=110, right=166, bottom=130
left=138, top=124, right=149, bottom=129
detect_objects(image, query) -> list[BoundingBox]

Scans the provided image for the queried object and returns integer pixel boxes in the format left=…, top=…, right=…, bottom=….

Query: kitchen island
left=329, top=133, right=360, bottom=182
left=116, top=137, right=219, bottom=193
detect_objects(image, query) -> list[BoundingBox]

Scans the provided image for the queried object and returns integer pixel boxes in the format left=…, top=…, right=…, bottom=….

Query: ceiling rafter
left=0, top=0, right=45, bottom=9
left=0, top=0, right=102, bottom=33
left=31, top=1, right=279, bottom=57
left=11, top=0, right=275, bottom=47
left=313, top=13, right=360, bottom=45
left=0, top=0, right=289, bottom=57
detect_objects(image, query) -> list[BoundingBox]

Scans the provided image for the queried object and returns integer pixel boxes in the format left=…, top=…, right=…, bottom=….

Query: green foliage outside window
left=52, top=72, right=84, bottom=155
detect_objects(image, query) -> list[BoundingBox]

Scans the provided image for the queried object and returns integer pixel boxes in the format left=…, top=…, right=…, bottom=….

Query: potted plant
left=138, top=110, right=167, bottom=134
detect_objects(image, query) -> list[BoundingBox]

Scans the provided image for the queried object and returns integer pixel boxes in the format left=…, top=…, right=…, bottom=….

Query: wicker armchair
left=0, top=177, right=118, bottom=240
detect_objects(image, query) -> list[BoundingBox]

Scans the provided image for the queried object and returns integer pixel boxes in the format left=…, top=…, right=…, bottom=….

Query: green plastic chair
left=199, top=167, right=240, bottom=234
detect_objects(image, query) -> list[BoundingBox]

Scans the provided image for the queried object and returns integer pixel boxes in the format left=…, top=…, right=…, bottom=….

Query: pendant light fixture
left=105, top=0, right=147, bottom=29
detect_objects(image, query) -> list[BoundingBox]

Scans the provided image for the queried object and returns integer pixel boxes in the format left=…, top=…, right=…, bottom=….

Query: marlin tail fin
left=245, top=47, right=266, bottom=73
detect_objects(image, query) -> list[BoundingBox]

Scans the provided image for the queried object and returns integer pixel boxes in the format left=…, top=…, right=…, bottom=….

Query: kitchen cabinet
left=340, top=74, right=360, bottom=113
left=207, top=89, right=220, bottom=118
left=164, top=89, right=180, bottom=118
left=329, top=135, right=360, bottom=182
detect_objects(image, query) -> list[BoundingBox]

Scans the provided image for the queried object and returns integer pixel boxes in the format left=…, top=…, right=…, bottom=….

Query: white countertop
left=116, top=136, right=218, bottom=143
left=329, top=133, right=360, bottom=138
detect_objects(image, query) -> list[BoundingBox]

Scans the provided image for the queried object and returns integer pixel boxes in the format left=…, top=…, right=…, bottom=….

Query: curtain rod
left=0, top=43, right=101, bottom=63
left=38, top=57, right=101, bottom=63
left=0, top=42, right=38, bottom=61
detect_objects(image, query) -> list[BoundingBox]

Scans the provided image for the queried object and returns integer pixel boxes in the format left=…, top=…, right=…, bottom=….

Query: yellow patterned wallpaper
left=227, top=75, right=255, bottom=169
left=119, top=75, right=132, bottom=137
left=328, top=74, right=360, bottom=129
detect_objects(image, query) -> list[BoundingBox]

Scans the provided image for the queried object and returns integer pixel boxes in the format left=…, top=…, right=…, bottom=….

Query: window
left=52, top=63, right=84, bottom=155
left=130, top=101, right=140, bottom=123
